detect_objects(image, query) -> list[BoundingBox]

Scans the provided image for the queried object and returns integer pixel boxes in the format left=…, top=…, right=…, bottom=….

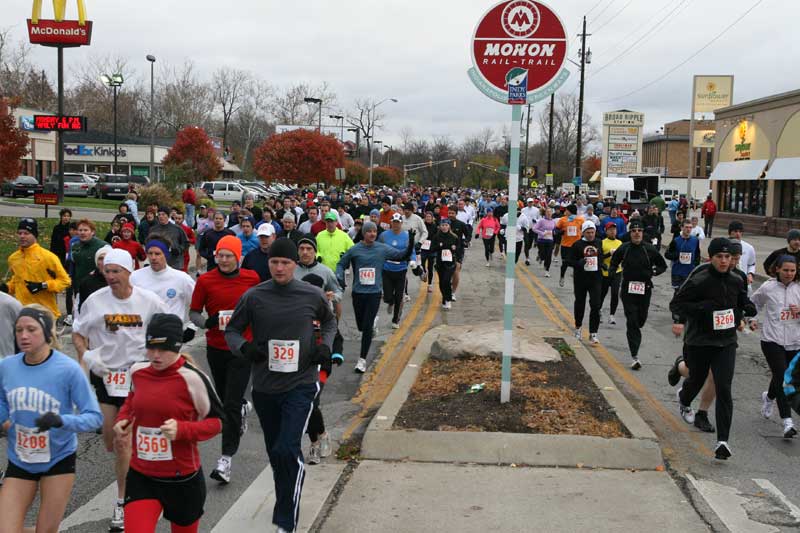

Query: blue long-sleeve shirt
left=238, top=233, right=260, bottom=257
left=0, top=350, right=102, bottom=472
left=336, top=241, right=409, bottom=294
left=378, top=230, right=416, bottom=272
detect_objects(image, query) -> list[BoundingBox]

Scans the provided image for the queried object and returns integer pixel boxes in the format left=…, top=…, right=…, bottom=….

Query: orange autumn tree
left=252, top=129, right=344, bottom=186
left=162, top=126, right=222, bottom=184
left=0, top=98, right=29, bottom=182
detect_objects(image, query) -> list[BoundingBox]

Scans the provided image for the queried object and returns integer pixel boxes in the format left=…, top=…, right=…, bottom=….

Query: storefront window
left=719, top=179, right=767, bottom=216
left=779, top=180, right=800, bottom=219
left=87, top=164, right=112, bottom=174
left=64, top=163, right=86, bottom=173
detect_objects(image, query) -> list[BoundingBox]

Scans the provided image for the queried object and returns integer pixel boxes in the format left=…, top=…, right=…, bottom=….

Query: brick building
left=642, top=119, right=715, bottom=178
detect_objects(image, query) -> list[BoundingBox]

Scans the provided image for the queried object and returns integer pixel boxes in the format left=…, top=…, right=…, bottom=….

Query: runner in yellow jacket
left=6, top=218, right=71, bottom=317
left=316, top=213, right=354, bottom=272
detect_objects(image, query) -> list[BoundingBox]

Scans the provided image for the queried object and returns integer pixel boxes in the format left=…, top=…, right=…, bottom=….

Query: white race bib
left=359, top=268, right=376, bottom=285
left=780, top=308, right=800, bottom=322
left=543, top=230, right=553, bottom=240
left=15, top=425, right=50, bottom=464
left=567, top=226, right=577, bottom=237
left=679, top=252, right=692, bottom=265
left=380, top=222, right=390, bottom=230
left=485, top=228, right=494, bottom=238
left=628, top=281, right=646, bottom=295
left=584, top=256, right=598, bottom=272
left=713, top=309, right=736, bottom=330
left=268, top=339, right=300, bottom=373
left=136, top=426, right=173, bottom=461
left=104, top=368, right=131, bottom=398
left=218, top=310, right=234, bottom=331
left=421, top=240, right=431, bottom=251
left=651, top=238, right=659, bottom=245
left=441, top=249, right=453, bottom=262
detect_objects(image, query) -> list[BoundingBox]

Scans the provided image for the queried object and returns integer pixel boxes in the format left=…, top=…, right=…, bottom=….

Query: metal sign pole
left=501, top=103, right=522, bottom=404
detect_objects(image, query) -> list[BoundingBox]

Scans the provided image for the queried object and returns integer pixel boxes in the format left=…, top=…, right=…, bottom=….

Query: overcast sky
left=6, top=0, right=797, bottom=151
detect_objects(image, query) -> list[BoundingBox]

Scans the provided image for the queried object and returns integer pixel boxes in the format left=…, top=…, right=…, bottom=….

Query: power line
left=590, top=0, right=617, bottom=22
left=584, top=0, right=607, bottom=17
left=588, top=0, right=691, bottom=79
left=592, top=0, right=681, bottom=57
left=595, top=0, right=766, bottom=104
left=591, top=0, right=635, bottom=34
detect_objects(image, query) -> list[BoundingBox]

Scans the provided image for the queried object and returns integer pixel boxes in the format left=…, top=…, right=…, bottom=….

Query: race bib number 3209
left=15, top=425, right=50, bottom=464
left=268, top=339, right=300, bottom=373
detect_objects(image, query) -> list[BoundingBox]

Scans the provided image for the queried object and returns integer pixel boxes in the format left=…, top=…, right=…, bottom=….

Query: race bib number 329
left=268, top=339, right=300, bottom=373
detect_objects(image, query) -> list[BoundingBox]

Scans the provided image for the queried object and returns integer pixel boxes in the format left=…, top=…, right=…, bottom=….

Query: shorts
left=125, top=467, right=206, bottom=526
left=5, top=453, right=76, bottom=481
left=90, top=372, right=127, bottom=408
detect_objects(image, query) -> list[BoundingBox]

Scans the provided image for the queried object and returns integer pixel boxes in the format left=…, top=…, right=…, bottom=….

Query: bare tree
left=157, top=61, right=213, bottom=134
left=212, top=67, right=252, bottom=150
left=230, top=79, right=274, bottom=172
left=0, top=29, right=33, bottom=100
left=270, top=81, right=337, bottom=126
left=536, top=94, right=598, bottom=184
left=346, top=98, right=389, bottom=167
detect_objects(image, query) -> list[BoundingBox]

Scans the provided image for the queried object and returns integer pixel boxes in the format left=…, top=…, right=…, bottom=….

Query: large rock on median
left=429, top=320, right=561, bottom=363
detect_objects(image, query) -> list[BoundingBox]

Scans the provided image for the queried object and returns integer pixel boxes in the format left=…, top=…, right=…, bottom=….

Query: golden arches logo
left=32, top=0, right=87, bottom=26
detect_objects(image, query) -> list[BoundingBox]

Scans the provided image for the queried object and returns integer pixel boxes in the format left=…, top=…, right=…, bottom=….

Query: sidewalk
left=314, top=240, right=710, bottom=532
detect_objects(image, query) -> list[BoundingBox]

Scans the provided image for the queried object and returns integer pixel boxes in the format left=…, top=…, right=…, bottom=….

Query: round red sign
left=470, top=0, right=567, bottom=99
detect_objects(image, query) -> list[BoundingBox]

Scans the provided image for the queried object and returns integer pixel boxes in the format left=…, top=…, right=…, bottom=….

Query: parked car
left=241, top=181, right=277, bottom=199
left=94, top=174, right=150, bottom=199
left=2, top=176, right=43, bottom=198
left=44, top=173, right=92, bottom=197
left=200, top=180, right=253, bottom=203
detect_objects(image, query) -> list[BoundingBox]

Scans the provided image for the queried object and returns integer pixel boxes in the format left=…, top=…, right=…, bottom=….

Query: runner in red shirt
left=114, top=313, right=222, bottom=533
left=189, top=235, right=260, bottom=484
left=172, top=211, right=196, bottom=272
left=112, top=223, right=146, bottom=269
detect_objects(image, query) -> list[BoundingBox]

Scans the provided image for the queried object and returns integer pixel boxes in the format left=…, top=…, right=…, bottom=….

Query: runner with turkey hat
left=0, top=305, right=101, bottom=533
left=336, top=221, right=416, bottom=373
left=608, top=219, right=668, bottom=370
left=70, top=248, right=167, bottom=531
left=671, top=237, right=757, bottom=460
left=190, top=235, right=260, bottom=484
left=571, top=221, right=603, bottom=345
left=224, top=238, right=336, bottom=533
left=378, top=212, right=418, bottom=329
left=113, top=313, right=223, bottom=532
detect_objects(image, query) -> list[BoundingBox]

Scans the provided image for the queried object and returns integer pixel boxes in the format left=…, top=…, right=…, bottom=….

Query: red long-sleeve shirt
left=190, top=267, right=260, bottom=350
left=117, top=356, right=223, bottom=478
left=113, top=238, right=146, bottom=269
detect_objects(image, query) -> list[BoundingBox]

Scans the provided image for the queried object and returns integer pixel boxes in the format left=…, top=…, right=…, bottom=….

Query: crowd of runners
left=0, top=183, right=799, bottom=531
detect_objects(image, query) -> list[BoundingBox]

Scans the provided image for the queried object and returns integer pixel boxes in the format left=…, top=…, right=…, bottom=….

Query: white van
left=201, top=181, right=251, bottom=202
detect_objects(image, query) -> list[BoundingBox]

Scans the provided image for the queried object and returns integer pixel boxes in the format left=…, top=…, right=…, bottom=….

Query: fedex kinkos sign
left=65, top=145, right=127, bottom=158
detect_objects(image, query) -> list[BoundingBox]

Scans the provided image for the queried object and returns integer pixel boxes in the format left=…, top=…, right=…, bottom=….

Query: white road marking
left=60, top=482, right=117, bottom=531
left=212, top=462, right=345, bottom=533
left=753, top=479, right=800, bottom=522
left=687, top=474, right=778, bottom=533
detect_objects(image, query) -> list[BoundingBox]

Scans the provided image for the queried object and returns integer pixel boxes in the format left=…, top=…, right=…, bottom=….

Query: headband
left=17, top=307, right=53, bottom=344
left=146, top=239, right=170, bottom=257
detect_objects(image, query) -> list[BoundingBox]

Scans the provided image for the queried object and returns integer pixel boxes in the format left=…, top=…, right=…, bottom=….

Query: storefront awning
left=602, top=177, right=634, bottom=192
left=589, top=170, right=601, bottom=183
left=709, top=159, right=768, bottom=181
left=765, top=157, right=800, bottom=180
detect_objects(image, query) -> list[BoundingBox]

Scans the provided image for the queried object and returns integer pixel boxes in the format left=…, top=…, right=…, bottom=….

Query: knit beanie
left=787, top=229, right=800, bottom=243
left=145, top=313, right=183, bottom=353
left=216, top=235, right=242, bottom=263
left=269, top=238, right=299, bottom=261
left=708, top=237, right=732, bottom=256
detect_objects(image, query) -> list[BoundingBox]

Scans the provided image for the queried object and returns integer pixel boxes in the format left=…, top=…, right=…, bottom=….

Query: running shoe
left=443, top=301, right=452, bottom=310
left=714, top=441, right=732, bottom=460
left=544, top=271, right=551, bottom=278
left=451, top=295, right=457, bottom=301
left=693, top=411, right=715, bottom=433
left=589, top=333, right=599, bottom=345
left=554, top=257, right=560, bottom=264
left=559, top=277, right=565, bottom=288
left=308, top=443, right=321, bottom=465
left=630, top=357, right=642, bottom=371
left=761, top=391, right=774, bottom=419
left=574, top=327, right=582, bottom=339
left=784, top=418, right=797, bottom=439
left=319, top=432, right=332, bottom=457
left=276, top=527, right=291, bottom=533
left=391, top=322, right=400, bottom=329
left=240, top=400, right=252, bottom=436
left=404, top=294, right=411, bottom=302
left=667, top=356, right=683, bottom=387
left=608, top=314, right=616, bottom=325
left=677, top=388, right=695, bottom=424
left=211, top=456, right=232, bottom=484
left=63, top=314, right=73, bottom=326
left=355, top=358, right=367, bottom=373
left=427, top=285, right=433, bottom=293
left=485, top=261, right=490, bottom=267
left=525, top=259, right=530, bottom=266
left=109, top=502, right=124, bottom=532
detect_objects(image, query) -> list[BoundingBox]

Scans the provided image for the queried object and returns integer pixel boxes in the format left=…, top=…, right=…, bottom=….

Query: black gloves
left=25, top=280, right=46, bottom=294
left=35, top=412, right=63, bottom=432
left=474, top=234, right=479, bottom=240
left=0, top=282, right=8, bottom=294
left=312, top=344, right=332, bottom=365
left=241, top=342, right=266, bottom=363
left=204, top=313, right=219, bottom=329
left=182, top=328, right=195, bottom=343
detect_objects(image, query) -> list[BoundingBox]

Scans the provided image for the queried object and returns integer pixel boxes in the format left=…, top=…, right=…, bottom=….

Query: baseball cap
left=256, top=224, right=275, bottom=237
left=324, top=212, right=337, bottom=222
left=391, top=213, right=403, bottom=222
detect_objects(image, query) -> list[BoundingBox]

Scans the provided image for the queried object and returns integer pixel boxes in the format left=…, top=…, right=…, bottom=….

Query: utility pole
left=547, top=92, right=555, bottom=195
left=575, top=16, right=591, bottom=194
left=523, top=102, right=532, bottom=187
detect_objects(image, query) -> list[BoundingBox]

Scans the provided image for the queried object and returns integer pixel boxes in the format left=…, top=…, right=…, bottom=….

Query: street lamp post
left=367, top=98, right=398, bottom=187
left=329, top=114, right=344, bottom=141
left=369, top=140, right=383, bottom=183
left=101, top=73, right=124, bottom=173
left=304, top=97, right=323, bottom=132
left=146, top=55, right=156, bottom=181
left=347, top=127, right=360, bottom=157
left=383, top=145, right=393, bottom=166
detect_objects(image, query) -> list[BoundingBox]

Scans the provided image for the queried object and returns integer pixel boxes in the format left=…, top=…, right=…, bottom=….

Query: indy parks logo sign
left=468, top=0, right=569, bottom=105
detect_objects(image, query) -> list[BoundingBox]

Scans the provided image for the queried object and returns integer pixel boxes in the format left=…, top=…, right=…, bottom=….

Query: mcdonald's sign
left=27, top=0, right=93, bottom=47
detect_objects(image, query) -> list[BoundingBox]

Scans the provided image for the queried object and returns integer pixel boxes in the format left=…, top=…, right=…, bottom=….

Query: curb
left=361, top=327, right=663, bottom=470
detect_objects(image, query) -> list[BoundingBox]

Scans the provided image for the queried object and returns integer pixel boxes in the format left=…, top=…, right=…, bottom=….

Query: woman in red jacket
left=114, top=313, right=223, bottom=533
left=112, top=223, right=146, bottom=269
left=474, top=208, right=501, bottom=266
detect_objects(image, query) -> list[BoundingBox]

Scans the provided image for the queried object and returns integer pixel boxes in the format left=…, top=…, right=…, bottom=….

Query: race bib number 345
left=104, top=368, right=131, bottom=398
